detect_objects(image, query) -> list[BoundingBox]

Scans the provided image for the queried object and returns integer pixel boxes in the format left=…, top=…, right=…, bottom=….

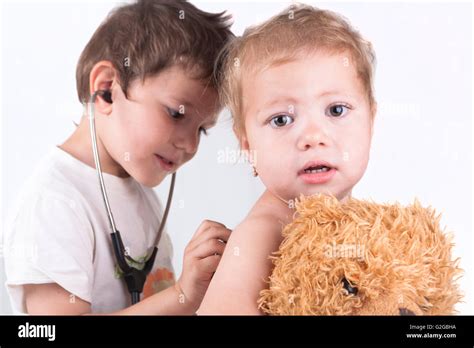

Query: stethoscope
left=88, top=90, right=176, bottom=305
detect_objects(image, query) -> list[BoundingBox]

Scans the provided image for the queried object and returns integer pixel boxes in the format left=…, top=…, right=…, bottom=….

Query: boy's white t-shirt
left=3, top=146, right=176, bottom=314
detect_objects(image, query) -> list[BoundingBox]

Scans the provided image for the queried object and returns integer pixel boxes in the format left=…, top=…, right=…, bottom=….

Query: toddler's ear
left=371, top=101, right=378, bottom=118
left=370, top=101, right=377, bottom=137
left=233, top=124, right=250, bottom=151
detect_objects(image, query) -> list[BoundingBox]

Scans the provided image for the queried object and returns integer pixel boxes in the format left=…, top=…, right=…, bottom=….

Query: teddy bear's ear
left=398, top=299, right=425, bottom=316
left=399, top=308, right=416, bottom=315
left=353, top=292, right=425, bottom=315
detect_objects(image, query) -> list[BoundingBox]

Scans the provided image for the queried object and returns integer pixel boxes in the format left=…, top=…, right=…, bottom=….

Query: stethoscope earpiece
left=97, top=90, right=113, bottom=104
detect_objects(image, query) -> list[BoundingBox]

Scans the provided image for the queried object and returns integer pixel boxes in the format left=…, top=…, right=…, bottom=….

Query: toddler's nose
left=297, top=121, right=329, bottom=150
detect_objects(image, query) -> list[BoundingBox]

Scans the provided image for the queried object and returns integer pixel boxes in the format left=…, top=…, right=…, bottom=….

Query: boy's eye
left=269, top=114, right=294, bottom=128
left=326, top=104, right=350, bottom=117
left=167, top=107, right=184, bottom=119
left=199, top=127, right=208, bottom=136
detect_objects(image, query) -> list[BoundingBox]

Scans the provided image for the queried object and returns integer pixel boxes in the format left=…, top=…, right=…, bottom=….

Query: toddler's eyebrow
left=261, top=97, right=299, bottom=109
left=316, top=90, right=358, bottom=101
left=261, top=90, right=356, bottom=109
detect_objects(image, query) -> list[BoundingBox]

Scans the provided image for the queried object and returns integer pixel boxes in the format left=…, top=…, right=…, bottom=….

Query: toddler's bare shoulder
left=228, top=213, right=284, bottom=250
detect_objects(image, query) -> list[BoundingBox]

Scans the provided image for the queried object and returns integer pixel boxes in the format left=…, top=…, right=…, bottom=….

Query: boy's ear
left=89, top=60, right=118, bottom=115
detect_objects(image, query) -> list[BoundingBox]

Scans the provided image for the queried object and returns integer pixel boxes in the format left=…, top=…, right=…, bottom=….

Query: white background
left=1, top=0, right=472, bottom=314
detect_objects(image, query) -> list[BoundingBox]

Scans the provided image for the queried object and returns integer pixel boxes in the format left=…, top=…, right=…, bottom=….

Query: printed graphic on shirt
left=111, top=243, right=175, bottom=299
left=143, top=267, right=175, bottom=298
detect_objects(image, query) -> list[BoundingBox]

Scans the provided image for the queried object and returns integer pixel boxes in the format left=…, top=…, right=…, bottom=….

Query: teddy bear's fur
left=258, top=194, right=462, bottom=315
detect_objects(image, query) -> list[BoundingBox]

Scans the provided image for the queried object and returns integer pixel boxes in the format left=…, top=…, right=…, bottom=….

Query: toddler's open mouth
left=298, top=161, right=336, bottom=184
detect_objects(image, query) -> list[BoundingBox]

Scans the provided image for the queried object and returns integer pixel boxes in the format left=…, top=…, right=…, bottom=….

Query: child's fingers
left=187, top=225, right=231, bottom=251
left=191, top=220, right=227, bottom=241
left=190, top=238, right=226, bottom=259
left=198, top=254, right=222, bottom=276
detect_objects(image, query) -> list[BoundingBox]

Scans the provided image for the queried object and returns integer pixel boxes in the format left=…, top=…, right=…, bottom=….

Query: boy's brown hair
left=76, top=0, right=233, bottom=103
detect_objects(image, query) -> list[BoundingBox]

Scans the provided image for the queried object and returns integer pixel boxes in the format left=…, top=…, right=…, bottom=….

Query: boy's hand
left=176, top=220, right=231, bottom=312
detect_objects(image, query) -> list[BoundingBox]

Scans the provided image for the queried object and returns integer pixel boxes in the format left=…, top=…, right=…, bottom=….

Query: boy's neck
left=58, top=116, right=130, bottom=178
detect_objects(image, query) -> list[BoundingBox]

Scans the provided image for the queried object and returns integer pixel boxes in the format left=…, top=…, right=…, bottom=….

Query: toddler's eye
left=327, top=104, right=350, bottom=117
left=199, top=127, right=208, bottom=136
left=167, top=107, right=184, bottom=119
left=269, top=114, right=294, bottom=128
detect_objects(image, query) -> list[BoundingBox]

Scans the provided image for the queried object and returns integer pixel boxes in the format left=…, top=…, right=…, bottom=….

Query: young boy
left=4, top=0, right=233, bottom=314
left=199, top=4, right=376, bottom=314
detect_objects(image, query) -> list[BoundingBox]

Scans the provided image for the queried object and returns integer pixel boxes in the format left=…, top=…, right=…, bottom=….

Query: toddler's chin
left=286, top=186, right=339, bottom=201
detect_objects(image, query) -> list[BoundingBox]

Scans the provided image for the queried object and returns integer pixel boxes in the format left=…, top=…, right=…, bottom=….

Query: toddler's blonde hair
left=218, top=3, right=376, bottom=139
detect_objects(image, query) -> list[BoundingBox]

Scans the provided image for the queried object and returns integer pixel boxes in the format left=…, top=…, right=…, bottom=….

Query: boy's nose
left=174, top=132, right=199, bottom=157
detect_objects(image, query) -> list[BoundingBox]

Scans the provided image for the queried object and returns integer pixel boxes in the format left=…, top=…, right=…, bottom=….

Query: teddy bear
left=258, top=194, right=462, bottom=315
